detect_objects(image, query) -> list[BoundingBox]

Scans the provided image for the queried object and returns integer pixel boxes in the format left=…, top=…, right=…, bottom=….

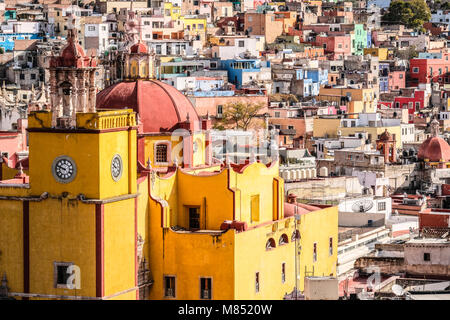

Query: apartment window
left=54, top=262, right=73, bottom=288
left=415, top=102, right=420, bottom=110
left=200, top=277, right=212, bottom=299
left=279, top=234, right=288, bottom=246
left=255, top=272, right=260, bottom=293
left=281, top=263, right=286, bottom=283
left=188, top=207, right=200, bottom=230
left=313, top=243, right=317, bottom=262
left=399, top=74, right=404, bottom=79
left=424, top=253, right=431, bottom=261
left=144, top=21, right=150, bottom=25
left=164, top=276, right=176, bottom=298
left=413, top=67, right=419, bottom=73
left=409, top=102, right=413, bottom=109
left=238, top=40, right=245, bottom=47
left=155, top=143, right=168, bottom=163
left=275, top=112, right=280, bottom=117
left=20, top=74, right=25, bottom=80
left=288, top=125, right=294, bottom=130
left=101, top=26, right=106, bottom=31
left=351, top=121, right=356, bottom=127
left=378, top=202, right=386, bottom=211
left=329, top=237, right=333, bottom=256
left=88, top=26, right=95, bottom=31
left=266, top=238, right=276, bottom=250
left=217, top=105, right=223, bottom=115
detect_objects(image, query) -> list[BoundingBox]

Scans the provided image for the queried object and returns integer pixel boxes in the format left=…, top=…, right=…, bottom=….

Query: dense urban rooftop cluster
left=0, top=0, right=449, bottom=301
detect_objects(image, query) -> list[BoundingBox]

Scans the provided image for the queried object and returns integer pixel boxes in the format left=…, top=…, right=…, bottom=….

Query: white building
left=84, top=22, right=109, bottom=54
left=1, top=21, right=42, bottom=34
left=431, top=10, right=450, bottom=25
left=211, top=36, right=264, bottom=60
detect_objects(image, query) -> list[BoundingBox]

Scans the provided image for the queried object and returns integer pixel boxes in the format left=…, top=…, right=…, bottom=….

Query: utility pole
left=294, top=202, right=300, bottom=300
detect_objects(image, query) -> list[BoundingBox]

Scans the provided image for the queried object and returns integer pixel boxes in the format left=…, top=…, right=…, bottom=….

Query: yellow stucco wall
left=103, top=199, right=137, bottom=299
left=297, top=206, right=338, bottom=291
left=28, top=128, right=136, bottom=200
left=0, top=199, right=24, bottom=293
left=234, top=218, right=296, bottom=300
left=313, top=118, right=341, bottom=138
left=363, top=48, right=388, bottom=61
left=28, top=200, right=97, bottom=298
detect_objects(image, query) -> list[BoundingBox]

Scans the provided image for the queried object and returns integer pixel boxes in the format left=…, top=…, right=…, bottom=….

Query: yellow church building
left=0, top=23, right=337, bottom=300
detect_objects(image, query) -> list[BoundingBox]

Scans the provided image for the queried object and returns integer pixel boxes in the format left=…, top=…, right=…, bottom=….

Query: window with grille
left=188, top=207, right=200, bottom=230
left=155, top=144, right=168, bottom=163
left=281, top=263, right=286, bottom=283
left=164, top=276, right=176, bottom=298
left=378, top=202, right=386, bottom=211
left=200, top=277, right=212, bottom=299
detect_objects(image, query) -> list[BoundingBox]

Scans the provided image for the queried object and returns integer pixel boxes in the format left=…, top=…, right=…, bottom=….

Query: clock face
left=111, top=154, right=123, bottom=181
left=52, top=156, right=77, bottom=183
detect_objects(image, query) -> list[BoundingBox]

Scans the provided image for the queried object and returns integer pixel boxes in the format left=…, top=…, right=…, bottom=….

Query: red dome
left=130, top=42, right=148, bottom=54
left=418, top=136, right=450, bottom=162
left=96, top=80, right=199, bottom=133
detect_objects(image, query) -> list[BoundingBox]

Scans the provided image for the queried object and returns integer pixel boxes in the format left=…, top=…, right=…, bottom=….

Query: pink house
left=0, top=118, right=28, bottom=180
left=314, top=35, right=351, bottom=60
left=388, top=71, right=406, bottom=91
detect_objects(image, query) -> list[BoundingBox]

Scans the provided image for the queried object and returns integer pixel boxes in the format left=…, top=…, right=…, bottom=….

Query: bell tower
left=49, top=13, right=97, bottom=128
left=376, top=129, right=396, bottom=164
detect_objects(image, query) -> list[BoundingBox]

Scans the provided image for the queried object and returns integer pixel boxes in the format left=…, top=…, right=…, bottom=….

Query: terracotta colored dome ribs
left=96, top=80, right=199, bottom=134
left=150, top=80, right=181, bottom=123
left=130, top=42, right=148, bottom=54
left=418, top=136, right=450, bottom=162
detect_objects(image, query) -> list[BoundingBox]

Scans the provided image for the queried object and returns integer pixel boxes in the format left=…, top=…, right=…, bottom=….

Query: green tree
left=382, top=0, right=431, bottom=29
left=214, top=102, right=265, bottom=130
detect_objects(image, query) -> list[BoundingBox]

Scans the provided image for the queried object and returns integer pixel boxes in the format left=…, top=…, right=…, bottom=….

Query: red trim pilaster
left=95, top=203, right=104, bottom=298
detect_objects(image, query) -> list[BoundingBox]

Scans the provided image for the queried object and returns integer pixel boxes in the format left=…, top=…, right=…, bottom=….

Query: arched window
left=265, top=238, right=276, bottom=250
left=291, top=230, right=300, bottom=241
left=279, top=234, right=288, bottom=246
left=155, top=143, right=168, bottom=164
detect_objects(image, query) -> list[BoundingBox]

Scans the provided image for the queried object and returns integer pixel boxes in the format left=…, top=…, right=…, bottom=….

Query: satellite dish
left=352, top=199, right=374, bottom=213
left=392, top=284, right=404, bottom=296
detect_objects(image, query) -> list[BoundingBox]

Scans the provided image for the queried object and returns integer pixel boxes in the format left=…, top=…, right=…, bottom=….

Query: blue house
left=379, top=63, right=390, bottom=93
left=220, top=59, right=270, bottom=89
left=0, top=33, right=42, bottom=52
left=304, top=68, right=328, bottom=86
left=4, top=10, right=16, bottom=21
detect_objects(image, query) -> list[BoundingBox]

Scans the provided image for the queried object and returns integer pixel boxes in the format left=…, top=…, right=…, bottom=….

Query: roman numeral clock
left=52, top=156, right=77, bottom=183
left=51, top=154, right=123, bottom=184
